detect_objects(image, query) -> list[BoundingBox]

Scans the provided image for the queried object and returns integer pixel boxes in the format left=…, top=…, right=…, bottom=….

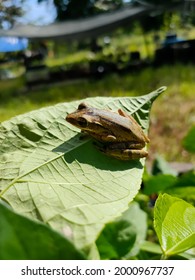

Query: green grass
left=47, top=50, right=91, bottom=67
left=0, top=64, right=194, bottom=164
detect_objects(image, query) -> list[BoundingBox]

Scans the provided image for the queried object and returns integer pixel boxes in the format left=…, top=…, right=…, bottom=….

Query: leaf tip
left=157, top=86, right=167, bottom=93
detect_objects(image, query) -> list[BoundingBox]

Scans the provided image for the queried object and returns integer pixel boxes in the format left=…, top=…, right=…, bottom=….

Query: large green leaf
left=0, top=202, right=85, bottom=260
left=0, top=87, right=166, bottom=249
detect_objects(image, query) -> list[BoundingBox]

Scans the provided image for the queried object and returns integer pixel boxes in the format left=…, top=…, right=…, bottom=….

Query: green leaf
left=140, top=240, right=162, bottom=255
left=166, top=171, right=195, bottom=203
left=183, top=126, right=195, bottom=153
left=96, top=219, right=136, bottom=259
left=120, top=202, right=148, bottom=258
left=173, top=171, right=195, bottom=187
left=167, top=187, right=195, bottom=203
left=143, top=174, right=177, bottom=195
left=85, top=243, right=100, bottom=260
left=0, top=202, right=85, bottom=260
left=179, top=247, right=195, bottom=260
left=0, top=87, right=166, bottom=249
left=96, top=202, right=147, bottom=259
left=154, top=193, right=195, bottom=257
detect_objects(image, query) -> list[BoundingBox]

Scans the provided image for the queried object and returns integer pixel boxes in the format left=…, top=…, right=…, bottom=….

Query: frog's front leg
left=88, top=131, right=117, bottom=142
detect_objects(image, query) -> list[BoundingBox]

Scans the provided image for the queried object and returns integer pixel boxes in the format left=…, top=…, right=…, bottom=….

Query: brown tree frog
left=66, top=103, right=150, bottom=160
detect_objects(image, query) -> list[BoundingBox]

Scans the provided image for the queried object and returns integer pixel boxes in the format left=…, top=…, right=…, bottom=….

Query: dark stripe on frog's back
left=89, top=108, right=140, bottom=140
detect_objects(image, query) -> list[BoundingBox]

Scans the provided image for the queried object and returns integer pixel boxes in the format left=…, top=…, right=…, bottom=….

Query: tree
left=135, top=0, right=184, bottom=33
left=53, top=0, right=124, bottom=21
left=0, top=0, right=23, bottom=28
left=141, top=0, right=183, bottom=4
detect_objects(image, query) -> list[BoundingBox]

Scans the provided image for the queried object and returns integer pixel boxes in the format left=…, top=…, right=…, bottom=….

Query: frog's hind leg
left=109, top=149, right=148, bottom=160
left=98, top=145, right=148, bottom=160
left=118, top=109, right=150, bottom=143
left=120, top=149, right=148, bottom=160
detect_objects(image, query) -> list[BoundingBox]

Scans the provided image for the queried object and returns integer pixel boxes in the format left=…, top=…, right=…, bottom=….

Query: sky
left=15, top=0, right=57, bottom=26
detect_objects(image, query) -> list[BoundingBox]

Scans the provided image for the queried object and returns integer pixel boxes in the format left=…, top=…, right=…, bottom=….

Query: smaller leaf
left=179, top=247, right=195, bottom=260
left=96, top=220, right=136, bottom=259
left=167, top=187, right=195, bottom=203
left=0, top=203, right=85, bottom=260
left=166, top=171, right=195, bottom=203
left=143, top=174, right=177, bottom=195
left=140, top=240, right=162, bottom=255
left=154, top=194, right=195, bottom=257
left=96, top=202, right=147, bottom=259
left=183, top=126, right=195, bottom=153
left=174, top=171, right=195, bottom=187
left=121, top=202, right=147, bottom=257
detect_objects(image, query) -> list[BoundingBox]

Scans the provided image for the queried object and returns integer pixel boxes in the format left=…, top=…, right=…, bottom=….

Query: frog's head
left=66, top=103, right=104, bottom=133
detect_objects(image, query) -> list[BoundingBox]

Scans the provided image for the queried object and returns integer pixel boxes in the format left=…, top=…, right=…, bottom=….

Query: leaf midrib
left=0, top=137, right=89, bottom=197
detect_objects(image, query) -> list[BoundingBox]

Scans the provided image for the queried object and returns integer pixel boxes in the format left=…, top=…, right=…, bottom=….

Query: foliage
left=134, top=0, right=184, bottom=33
left=96, top=202, right=147, bottom=259
left=0, top=202, right=85, bottom=260
left=52, top=0, right=184, bottom=32
left=0, top=87, right=166, bottom=258
left=1, top=87, right=194, bottom=260
left=53, top=0, right=123, bottom=21
left=0, top=0, right=23, bottom=28
left=138, top=14, right=165, bottom=33
left=154, top=193, right=195, bottom=258
left=51, top=0, right=184, bottom=34
left=143, top=128, right=195, bottom=203
left=0, top=0, right=194, bottom=260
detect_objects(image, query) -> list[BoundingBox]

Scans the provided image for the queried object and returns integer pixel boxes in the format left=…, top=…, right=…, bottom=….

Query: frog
left=66, top=102, right=150, bottom=160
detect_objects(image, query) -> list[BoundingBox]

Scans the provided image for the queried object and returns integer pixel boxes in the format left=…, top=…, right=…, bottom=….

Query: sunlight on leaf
left=154, top=193, right=195, bottom=257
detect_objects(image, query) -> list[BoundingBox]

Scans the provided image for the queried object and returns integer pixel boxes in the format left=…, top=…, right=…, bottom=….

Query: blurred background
left=0, top=0, right=194, bottom=168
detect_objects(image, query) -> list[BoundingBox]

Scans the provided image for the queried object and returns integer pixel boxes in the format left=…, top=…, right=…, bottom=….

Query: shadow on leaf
left=53, top=134, right=143, bottom=171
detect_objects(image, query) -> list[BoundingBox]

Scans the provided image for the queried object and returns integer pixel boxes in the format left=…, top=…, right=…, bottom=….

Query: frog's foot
left=79, top=131, right=91, bottom=140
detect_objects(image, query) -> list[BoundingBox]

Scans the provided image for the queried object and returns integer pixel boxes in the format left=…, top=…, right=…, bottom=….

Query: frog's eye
left=78, top=102, right=88, bottom=110
left=77, top=117, right=88, bottom=128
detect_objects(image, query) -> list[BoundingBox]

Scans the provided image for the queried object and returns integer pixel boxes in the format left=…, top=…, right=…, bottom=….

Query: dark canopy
left=0, top=5, right=155, bottom=41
